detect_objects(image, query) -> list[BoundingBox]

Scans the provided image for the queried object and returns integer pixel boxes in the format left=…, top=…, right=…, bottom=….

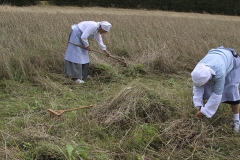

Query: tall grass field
left=1, top=4, right=240, bottom=160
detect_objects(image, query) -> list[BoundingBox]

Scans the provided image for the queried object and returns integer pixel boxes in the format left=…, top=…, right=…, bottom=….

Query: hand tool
left=48, top=104, right=96, bottom=116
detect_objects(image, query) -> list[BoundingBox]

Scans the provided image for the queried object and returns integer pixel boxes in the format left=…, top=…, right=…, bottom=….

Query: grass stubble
left=1, top=4, right=240, bottom=160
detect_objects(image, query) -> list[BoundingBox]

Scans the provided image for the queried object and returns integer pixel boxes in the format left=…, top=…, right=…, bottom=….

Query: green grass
left=1, top=73, right=239, bottom=159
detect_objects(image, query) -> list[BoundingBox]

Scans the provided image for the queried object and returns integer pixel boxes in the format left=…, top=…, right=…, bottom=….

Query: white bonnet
left=100, top=21, right=112, bottom=31
left=191, top=63, right=215, bottom=87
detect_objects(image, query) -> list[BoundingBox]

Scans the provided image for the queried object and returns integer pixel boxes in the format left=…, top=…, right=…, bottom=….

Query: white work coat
left=193, top=48, right=240, bottom=118
left=64, top=21, right=107, bottom=64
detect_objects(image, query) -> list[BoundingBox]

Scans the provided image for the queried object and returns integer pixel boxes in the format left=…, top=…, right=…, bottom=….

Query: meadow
left=1, top=4, right=240, bottom=160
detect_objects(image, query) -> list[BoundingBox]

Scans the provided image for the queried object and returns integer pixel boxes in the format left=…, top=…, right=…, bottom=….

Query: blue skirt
left=64, top=60, right=89, bottom=79
left=64, top=26, right=92, bottom=79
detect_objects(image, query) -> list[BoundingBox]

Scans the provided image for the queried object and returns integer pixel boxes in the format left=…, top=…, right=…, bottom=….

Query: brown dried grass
left=1, top=5, right=240, bottom=81
left=89, top=80, right=178, bottom=128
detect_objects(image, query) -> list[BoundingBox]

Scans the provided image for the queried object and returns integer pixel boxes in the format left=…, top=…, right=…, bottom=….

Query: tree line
left=1, top=0, right=240, bottom=16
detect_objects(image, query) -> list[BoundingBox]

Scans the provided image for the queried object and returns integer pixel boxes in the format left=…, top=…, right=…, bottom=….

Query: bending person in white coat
left=64, top=21, right=112, bottom=84
left=191, top=46, right=240, bottom=132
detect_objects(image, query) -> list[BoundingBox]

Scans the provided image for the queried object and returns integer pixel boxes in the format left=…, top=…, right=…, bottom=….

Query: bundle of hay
left=88, top=80, right=178, bottom=129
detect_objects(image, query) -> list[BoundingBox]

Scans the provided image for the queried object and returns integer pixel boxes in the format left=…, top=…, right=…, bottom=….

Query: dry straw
left=89, top=80, right=177, bottom=128
left=1, top=5, right=240, bottom=82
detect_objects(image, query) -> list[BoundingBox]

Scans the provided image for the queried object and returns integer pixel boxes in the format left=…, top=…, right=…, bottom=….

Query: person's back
left=198, top=47, right=234, bottom=79
left=78, top=21, right=98, bottom=33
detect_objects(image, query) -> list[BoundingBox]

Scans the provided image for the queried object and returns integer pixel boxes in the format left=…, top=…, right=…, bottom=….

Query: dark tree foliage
left=0, top=0, right=240, bottom=16
left=0, top=0, right=37, bottom=6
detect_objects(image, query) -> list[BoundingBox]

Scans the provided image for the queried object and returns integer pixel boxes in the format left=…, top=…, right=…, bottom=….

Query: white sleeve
left=193, top=86, right=204, bottom=108
left=81, top=34, right=90, bottom=47
left=81, top=26, right=96, bottom=47
left=201, top=92, right=222, bottom=118
left=94, top=33, right=106, bottom=50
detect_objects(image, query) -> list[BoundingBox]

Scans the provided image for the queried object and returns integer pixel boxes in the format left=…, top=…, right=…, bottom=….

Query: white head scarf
left=191, top=63, right=215, bottom=87
left=100, top=21, right=112, bottom=32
